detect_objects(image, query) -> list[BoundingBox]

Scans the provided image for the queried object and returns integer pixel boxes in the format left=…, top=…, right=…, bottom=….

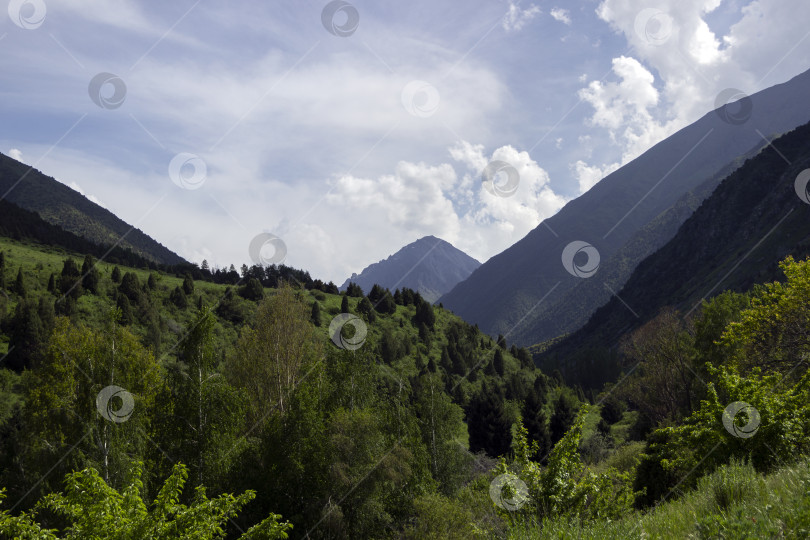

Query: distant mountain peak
left=342, top=236, right=480, bottom=303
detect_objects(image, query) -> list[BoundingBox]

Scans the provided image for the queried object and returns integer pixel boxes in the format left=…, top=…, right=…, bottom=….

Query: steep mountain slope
left=0, top=199, right=166, bottom=268
left=341, top=235, right=480, bottom=303
left=509, top=145, right=761, bottom=346
left=0, top=153, right=185, bottom=265
left=539, top=120, right=810, bottom=388
left=440, top=68, right=810, bottom=345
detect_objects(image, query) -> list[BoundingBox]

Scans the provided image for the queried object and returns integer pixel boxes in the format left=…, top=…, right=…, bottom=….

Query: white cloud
left=503, top=1, right=541, bottom=32
left=327, top=142, right=567, bottom=267
left=550, top=8, right=571, bottom=25
left=8, top=148, right=23, bottom=162
left=579, top=56, right=677, bottom=160
left=574, top=0, right=810, bottom=195
left=573, top=160, right=620, bottom=194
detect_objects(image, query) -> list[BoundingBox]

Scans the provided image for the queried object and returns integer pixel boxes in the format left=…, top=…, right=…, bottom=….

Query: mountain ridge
left=341, top=235, right=480, bottom=303
left=538, top=119, right=810, bottom=389
left=0, top=153, right=186, bottom=266
left=440, top=67, right=810, bottom=345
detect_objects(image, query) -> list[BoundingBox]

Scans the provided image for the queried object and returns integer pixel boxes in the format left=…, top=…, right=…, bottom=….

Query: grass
left=506, top=458, right=810, bottom=539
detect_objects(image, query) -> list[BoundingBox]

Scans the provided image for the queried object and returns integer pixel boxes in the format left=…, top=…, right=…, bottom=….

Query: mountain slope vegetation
left=540, top=119, right=810, bottom=389
left=0, top=152, right=185, bottom=265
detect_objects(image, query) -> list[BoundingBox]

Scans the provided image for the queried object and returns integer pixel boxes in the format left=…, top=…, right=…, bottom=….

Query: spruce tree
left=414, top=299, right=435, bottom=329
left=170, top=286, right=188, bottom=309
left=60, top=258, right=83, bottom=299
left=550, top=393, right=577, bottom=444
left=493, top=348, right=505, bottom=377
left=340, top=294, right=350, bottom=314
left=116, top=294, right=134, bottom=325
left=111, top=266, right=122, bottom=283
left=523, top=389, right=551, bottom=461
left=81, top=254, right=99, bottom=294
left=310, top=300, right=322, bottom=327
left=8, top=298, right=44, bottom=370
left=183, top=274, right=195, bottom=295
left=14, top=267, right=26, bottom=297
left=466, top=383, right=512, bottom=457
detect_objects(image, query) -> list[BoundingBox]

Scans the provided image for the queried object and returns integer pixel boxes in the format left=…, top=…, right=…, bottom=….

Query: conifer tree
left=310, top=300, right=322, bottom=327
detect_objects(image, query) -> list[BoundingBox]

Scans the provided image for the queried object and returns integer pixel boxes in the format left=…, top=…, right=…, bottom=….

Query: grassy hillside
left=508, top=458, right=810, bottom=538
left=0, top=234, right=562, bottom=539
left=4, top=232, right=810, bottom=539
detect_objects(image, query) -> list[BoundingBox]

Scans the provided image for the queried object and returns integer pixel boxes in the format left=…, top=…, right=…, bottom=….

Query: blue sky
left=2, top=0, right=809, bottom=283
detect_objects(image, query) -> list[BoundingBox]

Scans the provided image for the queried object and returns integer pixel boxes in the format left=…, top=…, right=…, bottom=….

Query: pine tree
left=550, top=393, right=578, bottom=444
left=340, top=294, right=350, bottom=314
left=414, top=299, right=435, bottom=329
left=147, top=273, right=157, bottom=289
left=170, top=286, right=188, bottom=309
left=14, top=267, right=26, bottom=297
left=517, top=347, right=534, bottom=369
left=183, top=274, right=195, bottom=295
left=116, top=294, right=134, bottom=325
left=310, top=300, right=322, bottom=327
left=238, top=277, right=264, bottom=301
left=119, top=272, right=142, bottom=305
left=47, top=273, right=56, bottom=294
left=81, top=254, right=100, bottom=294
left=466, top=383, right=512, bottom=457
left=60, top=258, right=83, bottom=299
left=523, top=389, right=551, bottom=461
left=7, top=298, right=44, bottom=370
left=418, top=322, right=431, bottom=348
left=37, top=296, right=55, bottom=337
left=111, top=266, right=121, bottom=283
left=493, top=348, right=505, bottom=377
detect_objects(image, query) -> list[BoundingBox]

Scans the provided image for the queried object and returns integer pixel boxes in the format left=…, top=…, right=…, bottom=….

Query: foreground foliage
left=0, top=462, right=291, bottom=539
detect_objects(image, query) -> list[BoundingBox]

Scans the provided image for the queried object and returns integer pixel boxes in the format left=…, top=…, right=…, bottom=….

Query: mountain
left=0, top=153, right=186, bottom=265
left=509, top=143, right=761, bottom=346
left=341, top=235, right=480, bottom=303
left=0, top=198, right=173, bottom=269
left=538, top=119, right=810, bottom=389
left=439, top=67, right=810, bottom=346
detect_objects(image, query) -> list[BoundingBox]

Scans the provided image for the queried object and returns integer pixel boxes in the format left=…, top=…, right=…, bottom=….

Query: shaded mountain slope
left=440, top=68, right=810, bottom=345
left=538, top=120, right=810, bottom=388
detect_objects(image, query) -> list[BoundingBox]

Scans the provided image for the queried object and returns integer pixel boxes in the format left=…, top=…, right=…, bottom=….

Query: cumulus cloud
left=8, top=148, right=23, bottom=162
left=327, top=142, right=567, bottom=265
left=573, top=160, right=620, bottom=194
left=503, top=1, right=541, bottom=32
left=550, top=8, right=572, bottom=25
left=573, top=56, right=679, bottom=193
left=572, top=0, right=810, bottom=194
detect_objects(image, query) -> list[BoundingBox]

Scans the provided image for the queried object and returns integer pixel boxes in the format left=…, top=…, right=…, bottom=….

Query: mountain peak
left=342, top=237, right=480, bottom=303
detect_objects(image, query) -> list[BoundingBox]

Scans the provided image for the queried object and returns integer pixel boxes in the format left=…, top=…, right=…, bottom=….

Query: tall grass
left=507, top=458, right=810, bottom=539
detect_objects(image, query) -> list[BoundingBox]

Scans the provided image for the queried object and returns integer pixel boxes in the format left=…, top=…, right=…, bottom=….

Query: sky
left=1, top=0, right=809, bottom=284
